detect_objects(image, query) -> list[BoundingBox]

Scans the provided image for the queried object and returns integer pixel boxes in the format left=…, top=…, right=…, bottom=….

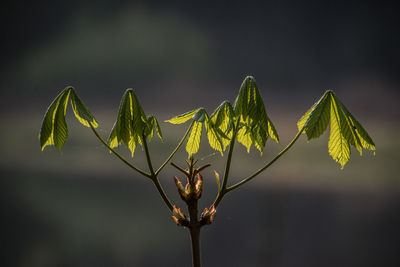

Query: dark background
left=1, top=0, right=399, bottom=266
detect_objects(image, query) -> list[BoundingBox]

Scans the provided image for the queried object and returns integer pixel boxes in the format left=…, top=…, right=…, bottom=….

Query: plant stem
left=187, top=197, right=201, bottom=267
left=189, top=226, right=201, bottom=267
left=142, top=133, right=174, bottom=211
left=89, top=124, right=151, bottom=178
left=156, top=121, right=193, bottom=175
left=152, top=177, right=173, bottom=211
left=142, top=133, right=156, bottom=176
left=212, top=129, right=237, bottom=208
left=227, top=128, right=305, bottom=192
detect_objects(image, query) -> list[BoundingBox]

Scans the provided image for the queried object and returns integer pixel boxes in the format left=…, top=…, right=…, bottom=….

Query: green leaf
left=154, top=116, right=163, bottom=140
left=210, top=101, right=235, bottom=149
left=70, top=90, right=98, bottom=128
left=40, top=89, right=66, bottom=151
left=205, top=120, right=223, bottom=155
left=145, top=116, right=156, bottom=141
left=53, top=89, right=71, bottom=150
left=166, top=109, right=200, bottom=124
left=186, top=121, right=202, bottom=156
left=107, top=89, right=147, bottom=157
left=234, top=76, right=260, bottom=123
left=233, top=76, right=279, bottom=153
left=144, top=115, right=163, bottom=142
left=298, top=90, right=375, bottom=168
left=192, top=108, right=207, bottom=122
left=298, top=92, right=331, bottom=140
left=40, top=87, right=99, bottom=152
left=328, top=97, right=351, bottom=168
left=334, top=95, right=375, bottom=153
left=130, top=90, right=146, bottom=145
left=236, top=125, right=253, bottom=152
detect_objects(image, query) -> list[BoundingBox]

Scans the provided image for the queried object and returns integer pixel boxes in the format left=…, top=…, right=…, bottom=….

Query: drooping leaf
left=233, top=76, right=279, bottom=153
left=130, top=90, right=146, bottom=145
left=186, top=121, right=203, bottom=156
left=210, top=101, right=235, bottom=149
left=328, top=97, right=351, bottom=168
left=236, top=124, right=253, bottom=152
left=40, top=90, right=65, bottom=151
left=298, top=90, right=375, bottom=168
left=333, top=94, right=375, bottom=153
left=234, top=76, right=260, bottom=123
left=192, top=108, right=207, bottom=122
left=154, top=116, right=163, bottom=140
left=119, top=90, right=135, bottom=153
left=298, top=92, right=331, bottom=140
left=144, top=115, right=163, bottom=142
left=40, top=87, right=99, bottom=152
left=108, top=91, right=128, bottom=149
left=205, top=120, right=223, bottom=155
left=145, top=116, right=156, bottom=141
left=53, top=89, right=71, bottom=151
left=166, top=109, right=200, bottom=124
left=107, top=89, right=148, bottom=157
left=70, top=89, right=98, bottom=128
left=267, top=118, right=279, bottom=143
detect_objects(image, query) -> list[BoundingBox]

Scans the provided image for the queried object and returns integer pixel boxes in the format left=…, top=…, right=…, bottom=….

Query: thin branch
left=155, top=121, right=194, bottom=175
left=142, top=133, right=156, bottom=176
left=152, top=177, right=174, bottom=211
left=227, top=127, right=305, bottom=192
left=89, top=124, right=151, bottom=178
left=142, top=133, right=174, bottom=211
left=212, top=129, right=237, bottom=208
left=171, top=162, right=190, bottom=177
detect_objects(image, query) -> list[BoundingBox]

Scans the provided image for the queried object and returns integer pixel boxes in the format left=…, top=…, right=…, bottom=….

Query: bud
left=172, top=205, right=188, bottom=227
left=174, top=176, right=187, bottom=200
left=194, top=173, right=203, bottom=199
left=185, top=182, right=192, bottom=196
left=200, top=205, right=216, bottom=225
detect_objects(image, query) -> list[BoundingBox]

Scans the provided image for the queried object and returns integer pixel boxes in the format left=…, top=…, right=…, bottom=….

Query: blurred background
left=1, top=0, right=399, bottom=266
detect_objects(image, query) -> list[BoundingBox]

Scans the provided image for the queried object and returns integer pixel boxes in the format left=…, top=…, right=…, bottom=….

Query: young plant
left=39, top=76, right=375, bottom=267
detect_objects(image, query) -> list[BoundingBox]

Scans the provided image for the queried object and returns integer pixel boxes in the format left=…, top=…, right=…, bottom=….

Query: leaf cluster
left=39, top=87, right=98, bottom=151
left=166, top=76, right=280, bottom=156
left=108, top=89, right=162, bottom=156
left=298, top=90, right=375, bottom=168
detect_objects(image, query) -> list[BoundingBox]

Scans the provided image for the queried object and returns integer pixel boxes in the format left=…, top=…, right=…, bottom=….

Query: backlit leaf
left=328, top=98, right=351, bottom=168
left=205, top=121, right=223, bottom=155
left=53, top=89, right=71, bottom=151
left=299, top=92, right=331, bottom=140
left=40, top=90, right=65, bottom=151
left=70, top=90, right=98, bottom=128
left=233, top=76, right=279, bottom=153
left=40, top=87, right=99, bottom=152
left=186, top=121, right=202, bottom=156
left=166, top=109, right=199, bottom=124
left=298, top=90, right=375, bottom=168
left=107, top=89, right=149, bottom=157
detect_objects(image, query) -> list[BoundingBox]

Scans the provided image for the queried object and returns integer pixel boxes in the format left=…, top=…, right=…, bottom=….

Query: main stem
left=188, top=198, right=201, bottom=267
left=189, top=226, right=201, bottom=267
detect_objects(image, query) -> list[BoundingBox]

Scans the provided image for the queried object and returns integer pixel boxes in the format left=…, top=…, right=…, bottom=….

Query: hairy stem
left=89, top=124, right=151, bottom=178
left=227, top=128, right=304, bottom=192
left=156, top=121, right=194, bottom=175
